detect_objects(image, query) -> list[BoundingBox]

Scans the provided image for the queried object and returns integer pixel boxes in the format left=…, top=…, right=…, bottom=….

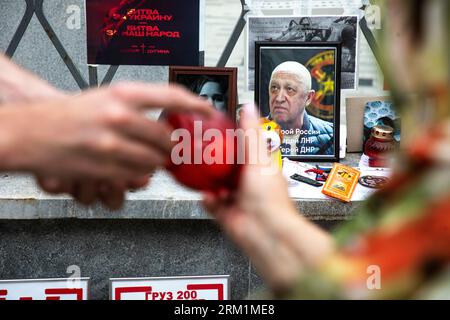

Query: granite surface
left=0, top=154, right=362, bottom=220
left=0, top=219, right=253, bottom=300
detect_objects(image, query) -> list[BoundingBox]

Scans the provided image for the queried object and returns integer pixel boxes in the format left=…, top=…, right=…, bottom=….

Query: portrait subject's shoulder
left=308, top=115, right=334, bottom=136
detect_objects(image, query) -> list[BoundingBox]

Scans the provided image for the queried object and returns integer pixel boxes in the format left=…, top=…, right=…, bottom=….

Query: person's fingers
left=92, top=162, right=144, bottom=181
left=112, top=141, right=165, bottom=172
left=84, top=134, right=167, bottom=173
left=127, top=175, right=151, bottom=190
left=202, top=195, right=231, bottom=226
left=98, top=181, right=126, bottom=210
left=72, top=180, right=98, bottom=206
left=36, top=176, right=63, bottom=193
left=38, top=177, right=99, bottom=207
left=202, top=191, right=236, bottom=223
left=231, top=218, right=304, bottom=293
left=53, top=179, right=74, bottom=195
left=240, top=104, right=272, bottom=169
left=239, top=104, right=260, bottom=131
left=217, top=188, right=232, bottom=200
left=108, top=111, right=174, bottom=154
left=110, top=83, right=214, bottom=116
left=202, top=192, right=221, bottom=213
left=38, top=175, right=149, bottom=209
left=43, top=158, right=145, bottom=182
left=37, top=176, right=73, bottom=194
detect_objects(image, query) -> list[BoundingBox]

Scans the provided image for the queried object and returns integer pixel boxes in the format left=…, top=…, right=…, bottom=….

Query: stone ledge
left=0, top=173, right=361, bottom=221
left=0, top=198, right=360, bottom=220
left=0, top=154, right=362, bottom=220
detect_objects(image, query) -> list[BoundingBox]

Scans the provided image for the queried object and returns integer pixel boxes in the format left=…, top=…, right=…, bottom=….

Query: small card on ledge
left=322, top=163, right=361, bottom=203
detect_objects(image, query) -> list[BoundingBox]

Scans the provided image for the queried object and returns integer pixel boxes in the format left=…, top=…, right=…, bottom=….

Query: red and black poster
left=86, top=0, right=201, bottom=66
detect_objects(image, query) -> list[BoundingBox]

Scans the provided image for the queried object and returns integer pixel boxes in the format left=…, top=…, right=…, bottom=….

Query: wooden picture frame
left=169, top=66, right=238, bottom=121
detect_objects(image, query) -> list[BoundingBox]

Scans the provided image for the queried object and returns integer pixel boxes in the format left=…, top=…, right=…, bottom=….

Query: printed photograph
left=169, top=66, right=238, bottom=120
left=248, top=15, right=358, bottom=90
left=255, top=41, right=341, bottom=161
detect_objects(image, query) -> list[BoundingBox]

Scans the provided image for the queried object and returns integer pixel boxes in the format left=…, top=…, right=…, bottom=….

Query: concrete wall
left=0, top=220, right=254, bottom=300
left=0, top=218, right=340, bottom=299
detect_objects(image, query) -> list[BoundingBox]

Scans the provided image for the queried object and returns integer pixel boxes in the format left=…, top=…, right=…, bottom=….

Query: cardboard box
left=345, top=95, right=390, bottom=152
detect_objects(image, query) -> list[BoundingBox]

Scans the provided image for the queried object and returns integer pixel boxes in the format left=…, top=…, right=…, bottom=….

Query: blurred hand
left=36, top=174, right=151, bottom=210
left=202, top=105, right=333, bottom=293
left=0, top=54, right=66, bottom=104
left=0, top=82, right=213, bottom=208
left=0, top=54, right=215, bottom=209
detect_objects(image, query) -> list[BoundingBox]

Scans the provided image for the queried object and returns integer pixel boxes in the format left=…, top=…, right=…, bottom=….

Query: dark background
left=86, top=0, right=200, bottom=65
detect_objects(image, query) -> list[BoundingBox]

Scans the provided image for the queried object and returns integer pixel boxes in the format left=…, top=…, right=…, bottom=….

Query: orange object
left=321, top=163, right=360, bottom=202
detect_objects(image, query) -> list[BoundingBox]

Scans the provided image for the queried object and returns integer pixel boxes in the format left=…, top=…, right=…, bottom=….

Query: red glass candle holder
left=364, top=125, right=397, bottom=167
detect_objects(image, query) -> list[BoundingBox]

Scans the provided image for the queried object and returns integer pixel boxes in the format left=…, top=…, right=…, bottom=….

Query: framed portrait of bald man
left=255, top=41, right=341, bottom=162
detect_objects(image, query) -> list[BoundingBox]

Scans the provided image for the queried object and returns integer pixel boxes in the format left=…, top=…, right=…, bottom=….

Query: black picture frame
left=255, top=41, right=341, bottom=162
left=169, top=66, right=238, bottom=121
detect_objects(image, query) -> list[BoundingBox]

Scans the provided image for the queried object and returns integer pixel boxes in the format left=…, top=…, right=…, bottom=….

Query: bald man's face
left=269, top=72, right=314, bottom=129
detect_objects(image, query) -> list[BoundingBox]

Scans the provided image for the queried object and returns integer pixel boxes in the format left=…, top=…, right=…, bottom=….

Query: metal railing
left=4, top=1, right=378, bottom=90
left=4, top=0, right=247, bottom=89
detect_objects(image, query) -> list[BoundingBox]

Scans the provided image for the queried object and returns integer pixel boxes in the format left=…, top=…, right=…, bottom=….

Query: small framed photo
left=169, top=66, right=238, bottom=121
left=255, top=41, right=341, bottom=162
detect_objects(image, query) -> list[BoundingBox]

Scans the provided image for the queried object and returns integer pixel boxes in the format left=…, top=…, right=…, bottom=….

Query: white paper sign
left=110, top=275, right=229, bottom=300
left=0, top=278, right=89, bottom=300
